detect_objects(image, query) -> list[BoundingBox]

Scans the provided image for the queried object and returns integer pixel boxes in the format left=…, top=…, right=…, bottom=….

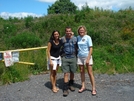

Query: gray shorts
left=61, top=56, right=77, bottom=73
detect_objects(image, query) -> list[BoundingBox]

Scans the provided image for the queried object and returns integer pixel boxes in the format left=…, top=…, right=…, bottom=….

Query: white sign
left=3, top=51, right=13, bottom=67
left=12, top=51, right=19, bottom=62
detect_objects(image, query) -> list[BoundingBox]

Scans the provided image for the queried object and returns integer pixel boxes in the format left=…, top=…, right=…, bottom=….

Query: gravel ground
left=0, top=73, right=134, bottom=101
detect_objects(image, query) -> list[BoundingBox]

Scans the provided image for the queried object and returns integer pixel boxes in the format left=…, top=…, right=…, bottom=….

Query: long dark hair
left=49, top=30, right=60, bottom=41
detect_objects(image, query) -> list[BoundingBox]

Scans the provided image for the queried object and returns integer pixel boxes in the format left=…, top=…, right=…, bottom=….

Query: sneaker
left=69, top=85, right=75, bottom=91
left=63, top=90, right=69, bottom=97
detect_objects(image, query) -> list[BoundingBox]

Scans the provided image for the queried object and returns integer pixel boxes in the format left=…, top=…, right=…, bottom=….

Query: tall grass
left=0, top=49, right=47, bottom=85
left=93, top=45, right=134, bottom=74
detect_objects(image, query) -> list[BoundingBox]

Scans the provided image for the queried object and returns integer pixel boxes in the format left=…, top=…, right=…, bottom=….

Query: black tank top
left=50, top=40, right=62, bottom=58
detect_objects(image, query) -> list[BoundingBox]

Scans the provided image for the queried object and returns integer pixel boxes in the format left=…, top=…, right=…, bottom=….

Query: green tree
left=24, top=16, right=34, bottom=28
left=81, top=2, right=92, bottom=12
left=47, top=0, right=77, bottom=14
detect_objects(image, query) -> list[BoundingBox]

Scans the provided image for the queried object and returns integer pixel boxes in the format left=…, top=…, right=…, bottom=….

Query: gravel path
left=0, top=73, right=134, bottom=101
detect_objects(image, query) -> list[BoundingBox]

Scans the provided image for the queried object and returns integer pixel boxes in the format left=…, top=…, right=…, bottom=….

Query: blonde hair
left=77, top=25, right=87, bottom=35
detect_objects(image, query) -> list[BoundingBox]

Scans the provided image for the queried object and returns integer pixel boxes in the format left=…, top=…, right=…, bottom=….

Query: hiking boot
left=63, top=82, right=69, bottom=97
left=63, top=90, right=69, bottom=97
left=69, top=80, right=75, bottom=91
left=69, top=85, right=75, bottom=91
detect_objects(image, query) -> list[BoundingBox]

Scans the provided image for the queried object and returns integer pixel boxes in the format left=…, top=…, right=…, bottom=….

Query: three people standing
left=47, top=26, right=96, bottom=96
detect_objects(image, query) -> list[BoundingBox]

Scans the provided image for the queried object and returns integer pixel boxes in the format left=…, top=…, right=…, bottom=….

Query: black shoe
left=63, top=90, right=69, bottom=97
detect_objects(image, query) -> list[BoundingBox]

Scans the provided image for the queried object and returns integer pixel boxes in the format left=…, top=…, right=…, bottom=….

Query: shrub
left=129, top=38, right=134, bottom=47
left=10, top=32, right=41, bottom=48
left=1, top=66, right=23, bottom=84
left=24, top=16, right=34, bottom=28
left=121, top=27, right=134, bottom=40
left=3, top=24, right=17, bottom=36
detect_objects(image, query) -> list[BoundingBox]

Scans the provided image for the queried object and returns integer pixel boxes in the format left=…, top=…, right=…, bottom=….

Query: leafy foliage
left=1, top=66, right=23, bottom=84
left=0, top=5, right=134, bottom=84
left=48, top=0, right=77, bottom=14
left=3, top=24, right=17, bottom=35
left=24, top=16, right=34, bottom=28
left=10, top=32, right=41, bottom=48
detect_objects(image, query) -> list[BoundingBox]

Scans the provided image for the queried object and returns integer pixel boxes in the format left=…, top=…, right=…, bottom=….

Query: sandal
left=56, top=87, right=59, bottom=91
left=78, top=88, right=86, bottom=93
left=52, top=87, right=59, bottom=93
left=92, top=90, right=97, bottom=96
left=52, top=89, right=58, bottom=93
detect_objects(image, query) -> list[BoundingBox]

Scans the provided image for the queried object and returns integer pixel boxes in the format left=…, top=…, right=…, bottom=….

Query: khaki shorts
left=61, top=56, right=77, bottom=73
left=77, top=56, right=93, bottom=65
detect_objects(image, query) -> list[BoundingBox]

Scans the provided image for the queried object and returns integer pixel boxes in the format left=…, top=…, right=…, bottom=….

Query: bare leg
left=86, top=64, right=96, bottom=95
left=50, top=65, right=59, bottom=92
left=79, top=65, right=86, bottom=91
left=64, top=72, right=69, bottom=83
left=70, top=72, right=74, bottom=80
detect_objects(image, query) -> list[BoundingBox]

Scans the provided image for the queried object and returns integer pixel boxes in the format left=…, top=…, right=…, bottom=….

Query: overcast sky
left=0, top=0, right=134, bottom=19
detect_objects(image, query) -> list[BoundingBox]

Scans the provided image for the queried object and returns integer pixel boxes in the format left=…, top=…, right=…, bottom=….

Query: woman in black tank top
left=47, top=30, right=62, bottom=93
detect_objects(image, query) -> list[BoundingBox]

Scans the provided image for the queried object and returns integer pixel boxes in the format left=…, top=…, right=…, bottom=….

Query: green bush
left=121, top=27, right=134, bottom=40
left=3, top=24, right=17, bottom=36
left=129, top=38, right=134, bottom=47
left=10, top=32, right=41, bottom=48
left=1, top=66, right=23, bottom=84
left=24, top=16, right=34, bottom=28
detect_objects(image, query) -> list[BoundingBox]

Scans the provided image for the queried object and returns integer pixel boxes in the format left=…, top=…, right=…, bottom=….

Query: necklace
left=53, top=40, right=59, bottom=45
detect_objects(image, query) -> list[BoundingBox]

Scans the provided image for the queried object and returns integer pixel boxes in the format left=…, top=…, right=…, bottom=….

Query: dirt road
left=0, top=73, right=134, bottom=101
